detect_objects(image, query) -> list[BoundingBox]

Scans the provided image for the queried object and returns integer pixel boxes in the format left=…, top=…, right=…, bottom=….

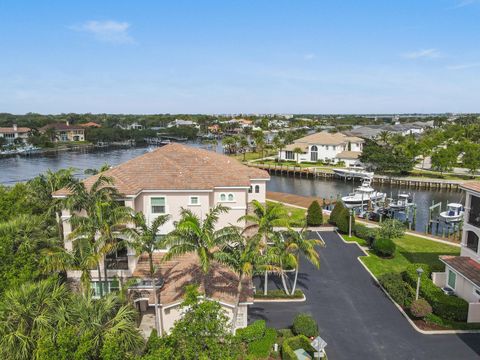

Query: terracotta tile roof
left=440, top=255, right=480, bottom=288
left=133, top=253, right=253, bottom=305
left=0, top=127, right=30, bottom=134
left=461, top=182, right=480, bottom=194
left=54, top=143, right=269, bottom=196
left=40, top=123, right=85, bottom=131
left=284, top=143, right=308, bottom=152
left=79, top=122, right=101, bottom=128
left=336, top=150, right=361, bottom=160
left=293, top=131, right=364, bottom=146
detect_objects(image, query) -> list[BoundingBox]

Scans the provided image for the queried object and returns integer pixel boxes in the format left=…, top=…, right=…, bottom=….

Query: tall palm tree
left=84, top=163, right=111, bottom=175
left=239, top=200, right=286, bottom=295
left=377, top=130, right=392, bottom=146
left=123, top=211, right=170, bottom=334
left=282, top=228, right=324, bottom=295
left=28, top=168, right=75, bottom=242
left=293, top=147, right=303, bottom=164
left=163, top=205, right=237, bottom=294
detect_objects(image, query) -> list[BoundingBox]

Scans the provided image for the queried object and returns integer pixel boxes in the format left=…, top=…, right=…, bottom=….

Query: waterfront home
left=0, top=124, right=30, bottom=144
left=40, top=121, right=85, bottom=142
left=432, top=182, right=480, bottom=323
left=117, top=122, right=144, bottom=130
left=53, top=143, right=270, bottom=333
left=278, top=131, right=364, bottom=166
left=167, top=119, right=199, bottom=128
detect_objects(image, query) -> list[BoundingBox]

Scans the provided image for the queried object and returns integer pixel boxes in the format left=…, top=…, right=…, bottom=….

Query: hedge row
left=254, top=289, right=304, bottom=299
left=282, top=335, right=316, bottom=360
left=236, top=320, right=266, bottom=343
left=378, top=272, right=415, bottom=307
left=403, top=264, right=468, bottom=322
left=247, top=328, right=277, bottom=360
left=353, top=223, right=377, bottom=245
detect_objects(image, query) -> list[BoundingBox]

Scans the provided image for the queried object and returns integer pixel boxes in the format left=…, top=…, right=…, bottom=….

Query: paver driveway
left=249, top=231, right=480, bottom=360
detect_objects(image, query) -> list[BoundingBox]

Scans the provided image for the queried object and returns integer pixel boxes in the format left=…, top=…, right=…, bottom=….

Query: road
left=249, top=231, right=480, bottom=360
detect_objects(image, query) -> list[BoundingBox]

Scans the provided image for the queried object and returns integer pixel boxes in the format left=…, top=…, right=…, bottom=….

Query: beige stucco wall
left=248, top=180, right=267, bottom=203
left=432, top=272, right=446, bottom=287
left=445, top=266, right=479, bottom=303
left=468, top=303, right=480, bottom=323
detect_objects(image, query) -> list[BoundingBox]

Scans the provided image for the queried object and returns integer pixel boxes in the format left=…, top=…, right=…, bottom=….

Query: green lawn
left=343, top=233, right=460, bottom=277
left=268, top=201, right=307, bottom=227
left=231, top=150, right=276, bottom=162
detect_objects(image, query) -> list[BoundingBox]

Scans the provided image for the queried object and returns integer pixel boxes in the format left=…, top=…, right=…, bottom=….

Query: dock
left=249, top=163, right=463, bottom=190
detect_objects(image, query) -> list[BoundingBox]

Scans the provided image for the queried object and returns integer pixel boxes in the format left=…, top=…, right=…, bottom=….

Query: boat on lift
left=440, top=203, right=464, bottom=223
left=333, top=167, right=374, bottom=179
left=387, top=193, right=415, bottom=211
left=341, top=178, right=386, bottom=208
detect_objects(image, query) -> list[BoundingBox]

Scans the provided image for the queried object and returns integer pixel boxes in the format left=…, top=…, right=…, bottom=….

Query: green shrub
left=236, top=320, right=266, bottom=343
left=247, top=327, right=277, bottom=359
left=403, top=264, right=468, bottom=322
left=410, top=299, right=432, bottom=318
left=292, top=313, right=318, bottom=338
left=306, top=201, right=323, bottom=226
left=254, top=289, right=304, bottom=299
left=336, top=208, right=354, bottom=234
left=372, top=238, right=396, bottom=257
left=378, top=272, right=414, bottom=307
left=329, top=201, right=346, bottom=225
left=354, top=224, right=376, bottom=246
left=282, top=335, right=316, bottom=360
left=276, top=328, right=294, bottom=347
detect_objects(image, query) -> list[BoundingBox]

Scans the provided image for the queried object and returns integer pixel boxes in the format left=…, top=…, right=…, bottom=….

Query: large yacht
left=333, top=167, right=374, bottom=179
left=341, top=178, right=386, bottom=208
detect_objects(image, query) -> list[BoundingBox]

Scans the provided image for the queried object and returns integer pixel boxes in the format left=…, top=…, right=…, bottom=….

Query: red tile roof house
left=432, top=182, right=480, bottom=323
left=40, top=121, right=85, bottom=142
left=0, top=124, right=31, bottom=144
left=53, top=143, right=270, bottom=335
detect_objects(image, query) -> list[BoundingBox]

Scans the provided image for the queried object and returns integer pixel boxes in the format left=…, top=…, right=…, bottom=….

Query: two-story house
left=53, top=143, right=270, bottom=334
left=278, top=131, right=364, bottom=166
left=40, top=121, right=85, bottom=142
left=0, top=124, right=31, bottom=144
left=433, top=182, right=480, bottom=323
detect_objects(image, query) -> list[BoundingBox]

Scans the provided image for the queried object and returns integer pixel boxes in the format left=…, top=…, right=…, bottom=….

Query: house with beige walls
left=40, top=121, right=85, bottom=142
left=53, top=143, right=270, bottom=334
left=0, top=124, right=30, bottom=144
left=278, top=131, right=364, bottom=166
left=432, top=182, right=480, bottom=323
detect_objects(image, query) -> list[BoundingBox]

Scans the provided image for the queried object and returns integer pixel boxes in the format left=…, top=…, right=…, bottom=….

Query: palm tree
left=282, top=228, right=324, bottom=294
left=84, top=163, right=111, bottom=175
left=377, top=130, right=392, bottom=146
left=123, top=211, right=170, bottom=334
left=239, top=200, right=286, bottom=295
left=293, top=147, right=303, bottom=164
left=28, top=168, right=75, bottom=242
left=272, top=134, right=285, bottom=162
left=163, top=205, right=237, bottom=294
left=238, top=136, right=250, bottom=161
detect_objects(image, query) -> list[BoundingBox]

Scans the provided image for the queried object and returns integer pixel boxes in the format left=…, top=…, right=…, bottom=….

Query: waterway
left=0, top=144, right=463, bottom=234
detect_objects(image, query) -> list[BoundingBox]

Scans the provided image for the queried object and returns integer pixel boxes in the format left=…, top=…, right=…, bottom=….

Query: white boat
left=388, top=193, right=414, bottom=211
left=440, top=203, right=464, bottom=223
left=333, top=167, right=374, bottom=179
left=341, top=178, right=386, bottom=208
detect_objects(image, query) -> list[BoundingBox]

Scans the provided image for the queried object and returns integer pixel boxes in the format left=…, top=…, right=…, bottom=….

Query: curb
left=333, top=231, right=480, bottom=335
left=253, top=294, right=307, bottom=303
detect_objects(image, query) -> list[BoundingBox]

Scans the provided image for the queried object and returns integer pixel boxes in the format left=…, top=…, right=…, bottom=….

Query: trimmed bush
left=282, top=335, right=316, bottom=360
left=247, top=327, right=277, bottom=359
left=372, top=237, right=396, bottom=258
left=329, top=201, right=346, bottom=225
left=378, top=272, right=415, bottom=307
left=254, top=289, right=304, bottom=299
left=410, top=299, right=432, bottom=318
left=354, top=223, right=376, bottom=246
left=403, top=264, right=468, bottom=322
left=336, top=208, right=354, bottom=234
left=292, top=313, right=319, bottom=338
left=236, top=320, right=266, bottom=343
left=307, top=200, right=323, bottom=226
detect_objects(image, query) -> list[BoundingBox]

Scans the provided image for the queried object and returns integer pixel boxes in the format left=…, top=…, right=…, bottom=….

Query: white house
left=53, top=143, right=270, bottom=334
left=278, top=131, right=364, bottom=166
left=432, top=182, right=480, bottom=323
left=0, top=124, right=30, bottom=144
left=167, top=119, right=199, bottom=128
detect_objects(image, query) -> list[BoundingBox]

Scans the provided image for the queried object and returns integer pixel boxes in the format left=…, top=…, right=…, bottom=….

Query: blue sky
left=0, top=0, right=479, bottom=114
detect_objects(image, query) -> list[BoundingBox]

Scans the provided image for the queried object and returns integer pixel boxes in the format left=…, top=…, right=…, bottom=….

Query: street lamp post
left=349, top=209, right=353, bottom=237
left=415, top=267, right=424, bottom=300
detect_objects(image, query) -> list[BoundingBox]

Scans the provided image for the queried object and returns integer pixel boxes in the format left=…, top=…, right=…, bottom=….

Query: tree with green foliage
left=376, top=219, right=405, bottom=241
left=462, top=142, right=480, bottom=175
left=336, top=207, right=354, bottom=234
left=329, top=201, right=346, bottom=225
left=142, top=285, right=239, bottom=360
left=359, top=139, right=415, bottom=174
left=306, top=200, right=323, bottom=226
left=293, top=146, right=303, bottom=164
left=431, top=146, right=457, bottom=174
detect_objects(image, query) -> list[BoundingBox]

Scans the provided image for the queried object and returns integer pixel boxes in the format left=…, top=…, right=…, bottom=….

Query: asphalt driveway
left=249, top=231, right=480, bottom=360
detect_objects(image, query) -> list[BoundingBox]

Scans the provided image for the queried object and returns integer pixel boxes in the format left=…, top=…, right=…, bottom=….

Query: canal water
left=0, top=144, right=463, bottom=234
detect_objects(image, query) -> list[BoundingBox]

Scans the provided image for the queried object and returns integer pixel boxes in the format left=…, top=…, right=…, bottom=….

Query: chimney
left=66, top=120, right=70, bottom=126
left=13, top=124, right=18, bottom=131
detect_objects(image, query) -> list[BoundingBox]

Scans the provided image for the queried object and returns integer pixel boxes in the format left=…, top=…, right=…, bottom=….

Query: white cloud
left=303, top=53, right=316, bottom=60
left=402, top=48, right=441, bottom=59
left=71, top=20, right=134, bottom=44
left=452, top=0, right=477, bottom=8
left=446, top=62, right=480, bottom=70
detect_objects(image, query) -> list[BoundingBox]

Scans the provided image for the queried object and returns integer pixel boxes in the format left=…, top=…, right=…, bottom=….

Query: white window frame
left=219, top=193, right=235, bottom=203
left=447, top=269, right=456, bottom=290
left=151, top=196, right=167, bottom=214
left=189, top=196, right=200, bottom=206
left=285, top=151, right=294, bottom=160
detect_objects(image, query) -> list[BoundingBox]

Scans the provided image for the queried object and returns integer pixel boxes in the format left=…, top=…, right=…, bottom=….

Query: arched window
left=467, top=231, right=479, bottom=253
left=310, top=145, right=318, bottom=161
left=228, top=193, right=234, bottom=202
left=220, top=193, right=226, bottom=202
left=255, top=185, right=260, bottom=193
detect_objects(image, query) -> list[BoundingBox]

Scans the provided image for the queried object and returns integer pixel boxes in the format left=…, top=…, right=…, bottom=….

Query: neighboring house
left=346, top=121, right=433, bottom=140
left=53, top=143, right=270, bottom=334
left=0, top=124, right=30, bottom=144
left=40, top=121, right=85, bottom=142
left=207, top=124, right=221, bottom=133
left=167, top=119, right=199, bottom=128
left=278, top=131, right=364, bottom=166
left=79, top=122, right=102, bottom=128
left=117, top=122, right=144, bottom=130
left=432, top=182, right=480, bottom=323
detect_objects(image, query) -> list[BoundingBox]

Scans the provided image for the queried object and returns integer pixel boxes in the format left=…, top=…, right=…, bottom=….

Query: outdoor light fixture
left=415, top=267, right=424, bottom=300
